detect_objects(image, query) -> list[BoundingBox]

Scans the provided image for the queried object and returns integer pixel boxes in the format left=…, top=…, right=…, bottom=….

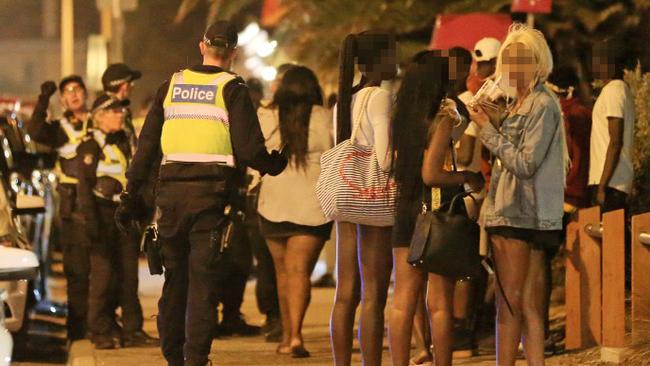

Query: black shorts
left=486, top=226, right=562, bottom=251
left=259, top=216, right=333, bottom=241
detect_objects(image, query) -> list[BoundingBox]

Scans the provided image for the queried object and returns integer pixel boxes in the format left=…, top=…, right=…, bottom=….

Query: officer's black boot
left=123, top=329, right=160, bottom=347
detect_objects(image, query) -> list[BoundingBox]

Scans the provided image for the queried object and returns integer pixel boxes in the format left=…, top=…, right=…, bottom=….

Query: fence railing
left=565, top=207, right=650, bottom=363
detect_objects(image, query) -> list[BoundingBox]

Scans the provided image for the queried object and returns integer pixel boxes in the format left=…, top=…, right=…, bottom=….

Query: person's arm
left=75, top=140, right=99, bottom=213
left=367, top=89, right=393, bottom=171
left=422, top=116, right=482, bottom=191
left=27, top=81, right=68, bottom=148
left=125, top=82, right=168, bottom=194
left=74, top=139, right=100, bottom=239
left=224, top=79, right=286, bottom=176
left=597, top=117, right=624, bottom=201
left=456, top=119, right=478, bottom=168
left=475, top=98, right=560, bottom=180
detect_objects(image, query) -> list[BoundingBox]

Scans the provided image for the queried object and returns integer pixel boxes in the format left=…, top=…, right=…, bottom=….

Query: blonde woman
left=469, top=24, right=568, bottom=366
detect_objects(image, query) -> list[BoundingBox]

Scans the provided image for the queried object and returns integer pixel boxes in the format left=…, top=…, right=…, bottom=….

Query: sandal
left=290, top=345, right=310, bottom=358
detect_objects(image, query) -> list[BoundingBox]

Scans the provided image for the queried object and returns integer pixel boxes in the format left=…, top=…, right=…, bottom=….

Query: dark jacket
left=126, top=64, right=284, bottom=194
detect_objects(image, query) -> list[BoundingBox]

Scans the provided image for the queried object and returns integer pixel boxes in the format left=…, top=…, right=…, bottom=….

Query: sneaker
left=123, top=330, right=160, bottom=347
left=312, top=273, right=336, bottom=288
left=544, top=336, right=556, bottom=356
left=216, top=315, right=261, bottom=337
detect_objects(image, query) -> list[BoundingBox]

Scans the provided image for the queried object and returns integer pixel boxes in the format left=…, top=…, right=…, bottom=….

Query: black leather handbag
left=407, top=191, right=481, bottom=278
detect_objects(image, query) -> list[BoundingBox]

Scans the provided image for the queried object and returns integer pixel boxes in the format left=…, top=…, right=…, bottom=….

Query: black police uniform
left=75, top=127, right=144, bottom=348
left=122, top=64, right=286, bottom=366
left=28, top=83, right=91, bottom=340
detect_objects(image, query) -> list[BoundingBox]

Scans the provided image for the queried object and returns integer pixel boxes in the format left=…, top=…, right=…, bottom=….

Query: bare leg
left=330, top=222, right=360, bottom=366
left=388, top=248, right=426, bottom=366
left=492, top=234, right=531, bottom=366
left=357, top=225, right=393, bottom=365
left=285, top=235, right=326, bottom=349
left=426, top=273, right=455, bottom=366
left=521, top=249, right=546, bottom=366
left=266, top=238, right=291, bottom=353
left=411, top=292, right=432, bottom=365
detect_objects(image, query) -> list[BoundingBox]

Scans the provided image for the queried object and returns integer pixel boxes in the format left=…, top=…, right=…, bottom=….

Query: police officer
left=116, top=21, right=287, bottom=366
left=28, top=75, right=91, bottom=340
left=76, top=94, right=157, bottom=349
left=102, top=63, right=142, bottom=153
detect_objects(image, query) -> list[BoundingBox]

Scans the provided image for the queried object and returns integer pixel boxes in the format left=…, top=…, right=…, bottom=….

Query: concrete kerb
left=67, top=339, right=95, bottom=366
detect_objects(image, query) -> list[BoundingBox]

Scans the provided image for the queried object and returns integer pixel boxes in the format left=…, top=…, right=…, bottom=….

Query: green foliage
left=625, top=67, right=650, bottom=214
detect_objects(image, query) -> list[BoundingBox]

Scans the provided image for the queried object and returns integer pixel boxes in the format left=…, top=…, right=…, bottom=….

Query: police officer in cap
left=28, top=75, right=92, bottom=340
left=77, top=93, right=158, bottom=349
left=102, top=63, right=142, bottom=153
left=115, top=21, right=287, bottom=366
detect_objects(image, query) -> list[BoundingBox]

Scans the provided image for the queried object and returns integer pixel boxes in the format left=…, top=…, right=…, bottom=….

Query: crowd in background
left=26, top=19, right=638, bottom=366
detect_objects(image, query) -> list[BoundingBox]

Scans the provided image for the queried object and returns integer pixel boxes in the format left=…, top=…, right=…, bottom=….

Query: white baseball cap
left=473, top=37, right=501, bottom=62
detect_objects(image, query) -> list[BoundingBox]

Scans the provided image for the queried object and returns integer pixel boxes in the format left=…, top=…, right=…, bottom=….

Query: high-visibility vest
left=161, top=69, right=237, bottom=166
left=92, top=130, right=128, bottom=201
left=56, top=117, right=90, bottom=184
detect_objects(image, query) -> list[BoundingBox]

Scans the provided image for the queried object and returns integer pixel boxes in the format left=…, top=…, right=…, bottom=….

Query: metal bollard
left=640, top=232, right=650, bottom=246
left=584, top=223, right=603, bottom=239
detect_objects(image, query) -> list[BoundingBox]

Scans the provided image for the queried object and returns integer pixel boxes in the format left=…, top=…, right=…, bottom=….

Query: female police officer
left=115, top=21, right=287, bottom=366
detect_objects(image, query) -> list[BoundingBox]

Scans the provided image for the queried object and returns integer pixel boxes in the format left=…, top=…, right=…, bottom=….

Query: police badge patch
left=84, top=154, right=94, bottom=165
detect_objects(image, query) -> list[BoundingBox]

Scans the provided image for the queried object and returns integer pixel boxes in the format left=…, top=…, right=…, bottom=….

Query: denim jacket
left=479, top=84, right=565, bottom=231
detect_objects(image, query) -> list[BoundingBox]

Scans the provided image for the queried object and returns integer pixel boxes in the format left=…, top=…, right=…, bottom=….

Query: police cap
left=91, top=93, right=130, bottom=114
left=59, top=75, right=86, bottom=93
left=203, top=21, right=238, bottom=49
left=102, top=63, right=142, bottom=91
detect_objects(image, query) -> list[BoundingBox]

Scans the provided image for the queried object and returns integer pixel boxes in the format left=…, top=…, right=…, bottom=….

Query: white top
left=334, top=86, right=393, bottom=171
left=257, top=105, right=334, bottom=226
left=588, top=79, right=635, bottom=193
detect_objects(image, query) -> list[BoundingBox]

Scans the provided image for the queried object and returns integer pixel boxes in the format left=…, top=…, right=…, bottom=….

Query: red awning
left=429, top=13, right=512, bottom=51
left=511, top=0, right=552, bottom=14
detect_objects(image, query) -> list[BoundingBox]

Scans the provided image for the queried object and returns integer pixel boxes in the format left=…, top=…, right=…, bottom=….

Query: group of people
left=28, top=64, right=159, bottom=349
left=32, top=16, right=637, bottom=366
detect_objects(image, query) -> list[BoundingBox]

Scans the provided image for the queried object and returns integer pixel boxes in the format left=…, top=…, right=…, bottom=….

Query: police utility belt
left=162, top=153, right=235, bottom=167
left=141, top=205, right=236, bottom=276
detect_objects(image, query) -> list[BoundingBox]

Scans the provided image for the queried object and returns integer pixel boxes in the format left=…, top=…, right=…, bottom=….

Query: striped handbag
left=316, top=88, right=396, bottom=227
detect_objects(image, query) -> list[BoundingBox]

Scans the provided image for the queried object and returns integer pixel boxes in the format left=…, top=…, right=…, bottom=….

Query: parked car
left=0, top=246, right=39, bottom=366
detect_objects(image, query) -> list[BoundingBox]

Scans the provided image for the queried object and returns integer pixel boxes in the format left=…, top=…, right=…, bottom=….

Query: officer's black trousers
left=58, top=186, right=90, bottom=340
left=87, top=201, right=144, bottom=337
left=245, top=193, right=279, bottom=320
left=216, top=220, right=251, bottom=322
left=156, top=179, right=229, bottom=366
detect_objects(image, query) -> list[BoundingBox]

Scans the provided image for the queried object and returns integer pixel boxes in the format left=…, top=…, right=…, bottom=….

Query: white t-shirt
left=333, top=86, right=393, bottom=171
left=588, top=79, right=635, bottom=193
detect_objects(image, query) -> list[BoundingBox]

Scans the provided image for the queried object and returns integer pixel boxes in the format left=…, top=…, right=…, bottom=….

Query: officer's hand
left=267, top=149, right=288, bottom=176
left=40, top=81, right=57, bottom=98
left=115, top=192, right=146, bottom=234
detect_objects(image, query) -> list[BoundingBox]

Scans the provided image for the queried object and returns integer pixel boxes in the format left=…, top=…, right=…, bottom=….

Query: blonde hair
left=496, top=23, right=554, bottom=89
left=497, top=23, right=570, bottom=183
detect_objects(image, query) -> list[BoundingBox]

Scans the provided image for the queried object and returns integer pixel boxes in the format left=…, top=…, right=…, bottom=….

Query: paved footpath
left=67, top=262, right=581, bottom=366
left=9, top=259, right=584, bottom=366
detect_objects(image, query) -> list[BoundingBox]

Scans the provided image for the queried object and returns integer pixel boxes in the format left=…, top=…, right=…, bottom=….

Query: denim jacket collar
left=513, top=83, right=546, bottom=117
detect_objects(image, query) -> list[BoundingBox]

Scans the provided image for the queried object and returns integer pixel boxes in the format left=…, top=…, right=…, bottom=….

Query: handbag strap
left=489, top=244, right=515, bottom=317
left=421, top=140, right=461, bottom=213
left=350, top=87, right=375, bottom=144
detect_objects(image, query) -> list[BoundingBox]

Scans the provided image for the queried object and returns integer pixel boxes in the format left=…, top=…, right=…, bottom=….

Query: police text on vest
left=171, top=84, right=217, bottom=104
